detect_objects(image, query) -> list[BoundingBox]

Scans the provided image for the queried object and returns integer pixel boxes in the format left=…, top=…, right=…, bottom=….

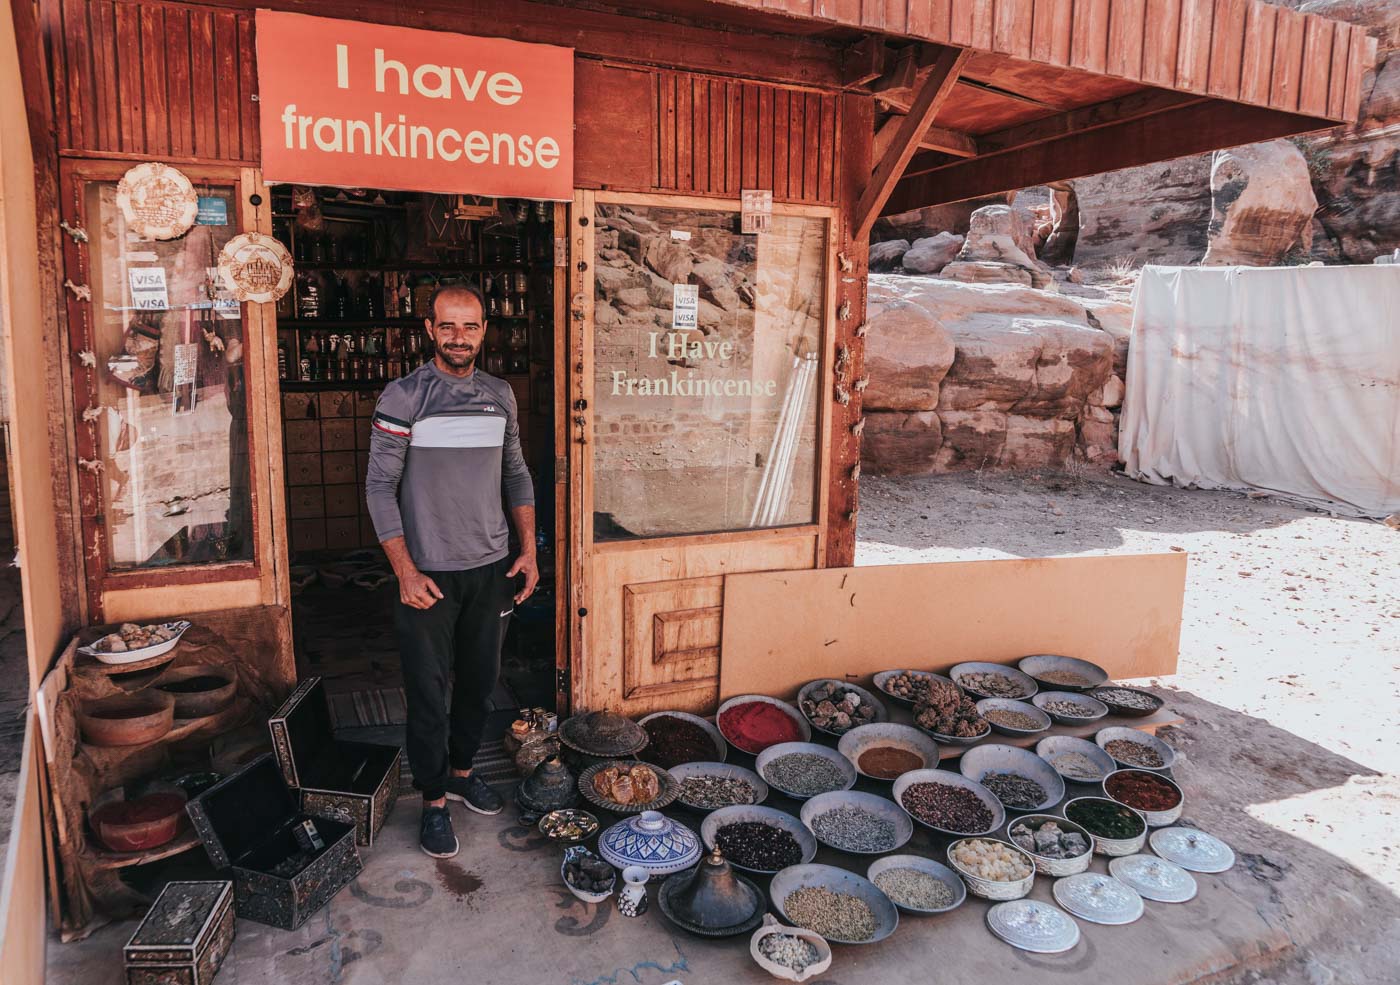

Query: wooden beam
left=883, top=99, right=1334, bottom=214
left=842, top=35, right=886, bottom=87
left=873, top=117, right=977, bottom=163
left=974, top=89, right=1208, bottom=156
left=868, top=46, right=919, bottom=94
left=854, top=46, right=970, bottom=242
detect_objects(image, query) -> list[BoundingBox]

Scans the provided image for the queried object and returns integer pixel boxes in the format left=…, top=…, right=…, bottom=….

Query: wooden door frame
left=563, top=189, right=839, bottom=714
left=57, top=158, right=286, bottom=620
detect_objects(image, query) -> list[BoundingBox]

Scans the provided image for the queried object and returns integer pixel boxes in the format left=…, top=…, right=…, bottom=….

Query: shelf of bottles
left=271, top=191, right=552, bottom=386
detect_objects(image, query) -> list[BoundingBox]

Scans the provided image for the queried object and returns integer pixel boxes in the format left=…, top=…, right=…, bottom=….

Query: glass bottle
left=334, top=274, right=350, bottom=320
left=310, top=234, right=326, bottom=263
left=296, top=270, right=322, bottom=319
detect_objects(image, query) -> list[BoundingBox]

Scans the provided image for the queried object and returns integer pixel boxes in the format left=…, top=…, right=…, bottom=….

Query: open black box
left=185, top=754, right=362, bottom=930
left=268, top=676, right=401, bottom=846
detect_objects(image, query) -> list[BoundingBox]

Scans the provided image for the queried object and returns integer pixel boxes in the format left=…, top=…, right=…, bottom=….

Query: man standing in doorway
left=366, top=284, right=538, bottom=858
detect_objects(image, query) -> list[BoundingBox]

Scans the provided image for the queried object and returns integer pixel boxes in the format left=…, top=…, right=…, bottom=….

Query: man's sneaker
left=419, top=806, right=459, bottom=858
left=445, top=773, right=504, bottom=815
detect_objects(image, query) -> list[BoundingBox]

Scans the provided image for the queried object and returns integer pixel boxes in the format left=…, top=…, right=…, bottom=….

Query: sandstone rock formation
left=1072, top=155, right=1214, bottom=267
left=869, top=239, right=911, bottom=271
left=1203, top=140, right=1319, bottom=265
left=862, top=292, right=955, bottom=411
left=942, top=204, right=1054, bottom=288
left=901, top=232, right=964, bottom=274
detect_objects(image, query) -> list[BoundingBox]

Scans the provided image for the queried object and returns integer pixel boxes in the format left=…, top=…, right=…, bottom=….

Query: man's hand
left=507, top=551, right=539, bottom=604
left=399, top=566, right=443, bottom=609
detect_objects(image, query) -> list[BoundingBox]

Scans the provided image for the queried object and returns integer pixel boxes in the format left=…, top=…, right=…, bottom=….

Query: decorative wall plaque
left=218, top=232, right=295, bottom=303
left=116, top=163, right=199, bottom=241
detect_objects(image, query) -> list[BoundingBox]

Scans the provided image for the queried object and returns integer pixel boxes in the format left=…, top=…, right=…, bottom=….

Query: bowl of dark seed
left=912, top=676, right=991, bottom=746
left=800, top=790, right=913, bottom=855
left=770, top=864, right=899, bottom=945
left=670, top=762, right=768, bottom=811
left=837, top=723, right=941, bottom=781
left=1032, top=690, right=1110, bottom=725
left=959, top=744, right=1065, bottom=812
left=749, top=915, right=832, bottom=981
left=872, top=670, right=952, bottom=708
left=1017, top=654, right=1109, bottom=692
left=975, top=698, right=1051, bottom=738
left=756, top=742, right=857, bottom=800
left=1088, top=686, right=1164, bottom=718
left=1007, top=814, right=1093, bottom=876
left=892, top=769, right=1005, bottom=836
left=798, top=679, right=887, bottom=736
left=1035, top=735, right=1117, bottom=784
left=1095, top=726, right=1177, bottom=770
left=950, top=662, right=1038, bottom=701
left=702, top=805, right=818, bottom=874
left=1063, top=796, right=1147, bottom=856
left=637, top=711, right=728, bottom=768
left=866, top=855, right=966, bottom=915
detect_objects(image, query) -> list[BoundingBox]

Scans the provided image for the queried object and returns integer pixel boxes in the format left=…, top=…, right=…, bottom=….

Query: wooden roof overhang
left=630, top=0, right=1374, bottom=234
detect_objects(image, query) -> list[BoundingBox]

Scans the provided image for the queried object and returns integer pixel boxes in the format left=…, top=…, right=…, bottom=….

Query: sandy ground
left=858, top=469, right=1400, bottom=982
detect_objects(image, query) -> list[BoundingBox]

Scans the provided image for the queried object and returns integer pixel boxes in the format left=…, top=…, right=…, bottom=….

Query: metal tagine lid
left=1150, top=826, right=1236, bottom=873
left=986, top=900, right=1081, bottom=953
left=1052, top=872, right=1145, bottom=926
left=1110, top=854, right=1198, bottom=903
left=518, top=756, right=578, bottom=813
left=660, top=848, right=765, bottom=935
left=560, top=710, right=649, bottom=758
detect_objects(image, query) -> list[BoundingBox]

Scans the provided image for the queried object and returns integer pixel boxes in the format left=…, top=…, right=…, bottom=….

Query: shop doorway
left=270, top=187, right=562, bottom=740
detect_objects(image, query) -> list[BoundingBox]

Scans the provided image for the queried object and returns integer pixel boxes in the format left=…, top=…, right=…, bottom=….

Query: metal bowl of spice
left=756, top=742, right=857, bottom=801
left=800, top=790, right=913, bottom=855
left=1035, top=735, right=1116, bottom=784
left=959, top=744, right=1065, bottom=813
left=1032, top=690, right=1109, bottom=725
left=946, top=837, right=1036, bottom=901
left=749, top=914, right=832, bottom=982
left=702, top=805, right=818, bottom=874
left=975, top=698, right=1051, bottom=738
left=950, top=662, right=1038, bottom=701
left=1095, top=726, right=1177, bottom=771
left=638, top=711, right=728, bottom=768
left=866, top=855, right=966, bottom=915
left=1102, top=768, right=1184, bottom=827
left=1017, top=654, right=1109, bottom=692
left=837, top=723, right=941, bottom=781
left=1088, top=686, right=1164, bottom=718
left=1006, top=814, right=1093, bottom=877
left=1062, top=796, right=1147, bottom=856
left=717, top=695, right=811, bottom=755
left=892, top=769, right=1005, bottom=837
left=911, top=676, right=991, bottom=746
left=770, top=863, right=899, bottom=945
left=797, top=679, right=887, bottom=737
left=872, top=670, right=953, bottom=708
left=669, top=762, right=769, bottom=812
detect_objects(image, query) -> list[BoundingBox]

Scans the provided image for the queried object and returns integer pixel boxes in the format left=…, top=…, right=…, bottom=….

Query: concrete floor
left=44, top=472, right=1400, bottom=984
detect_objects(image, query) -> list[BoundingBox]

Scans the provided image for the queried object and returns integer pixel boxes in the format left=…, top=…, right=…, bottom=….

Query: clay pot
left=77, top=691, right=175, bottom=747
left=89, top=782, right=188, bottom=853
left=154, top=664, right=236, bottom=718
left=517, top=755, right=578, bottom=817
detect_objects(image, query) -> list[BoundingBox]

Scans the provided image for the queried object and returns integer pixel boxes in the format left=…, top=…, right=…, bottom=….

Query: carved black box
left=268, top=676, right=401, bottom=846
left=124, top=880, right=234, bottom=985
left=185, top=754, right=361, bottom=930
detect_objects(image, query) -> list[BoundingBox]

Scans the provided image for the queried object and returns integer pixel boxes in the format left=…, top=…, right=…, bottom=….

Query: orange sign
left=255, top=11, right=573, bottom=200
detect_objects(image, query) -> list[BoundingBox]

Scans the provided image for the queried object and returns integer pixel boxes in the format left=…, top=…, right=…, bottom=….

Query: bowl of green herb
left=1062, top=796, right=1146, bottom=856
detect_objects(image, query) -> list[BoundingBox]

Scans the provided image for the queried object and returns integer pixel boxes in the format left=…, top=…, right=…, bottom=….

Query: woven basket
left=947, top=840, right=1035, bottom=901
left=1007, top=814, right=1093, bottom=877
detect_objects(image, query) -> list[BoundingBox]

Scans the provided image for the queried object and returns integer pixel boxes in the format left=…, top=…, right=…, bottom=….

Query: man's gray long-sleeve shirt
left=365, top=361, right=534, bottom=572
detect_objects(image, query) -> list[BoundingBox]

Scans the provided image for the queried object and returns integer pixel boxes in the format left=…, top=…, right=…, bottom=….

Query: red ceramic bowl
left=90, top=788, right=188, bottom=853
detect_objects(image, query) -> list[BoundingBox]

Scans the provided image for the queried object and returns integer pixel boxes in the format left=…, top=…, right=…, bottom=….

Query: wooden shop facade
left=0, top=0, right=1369, bottom=970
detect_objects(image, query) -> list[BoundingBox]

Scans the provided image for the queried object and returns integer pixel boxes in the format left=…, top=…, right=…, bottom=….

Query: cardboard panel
left=719, top=554, right=1187, bottom=701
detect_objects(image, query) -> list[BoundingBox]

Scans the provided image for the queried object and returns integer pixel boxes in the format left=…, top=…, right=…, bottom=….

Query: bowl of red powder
left=1102, top=768, right=1184, bottom=827
left=716, top=695, right=811, bottom=756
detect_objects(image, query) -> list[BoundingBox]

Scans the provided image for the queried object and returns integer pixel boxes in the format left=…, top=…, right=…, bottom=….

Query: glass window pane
left=592, top=204, right=825, bottom=541
left=85, top=181, right=254, bottom=569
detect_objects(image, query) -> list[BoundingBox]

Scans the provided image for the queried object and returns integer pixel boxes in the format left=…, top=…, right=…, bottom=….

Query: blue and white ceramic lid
left=986, top=900, right=1080, bottom=953
left=600, top=811, right=701, bottom=877
left=1110, top=853, right=1198, bottom=903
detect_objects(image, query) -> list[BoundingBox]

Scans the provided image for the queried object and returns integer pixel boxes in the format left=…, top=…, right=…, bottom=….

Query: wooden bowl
left=89, top=783, right=188, bottom=853
left=154, top=664, right=236, bottom=718
left=77, top=691, right=175, bottom=747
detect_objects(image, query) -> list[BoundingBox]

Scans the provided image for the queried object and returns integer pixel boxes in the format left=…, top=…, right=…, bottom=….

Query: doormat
left=396, top=738, right=518, bottom=791
left=329, top=686, right=407, bottom=728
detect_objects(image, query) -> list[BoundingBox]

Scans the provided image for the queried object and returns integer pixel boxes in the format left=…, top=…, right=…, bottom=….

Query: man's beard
left=438, top=344, right=477, bottom=368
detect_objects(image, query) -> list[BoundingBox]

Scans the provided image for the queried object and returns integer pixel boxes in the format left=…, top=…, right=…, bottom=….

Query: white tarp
left=1119, top=265, right=1400, bottom=518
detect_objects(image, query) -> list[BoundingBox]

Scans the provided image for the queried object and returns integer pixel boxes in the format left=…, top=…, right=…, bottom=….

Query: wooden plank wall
left=724, top=0, right=1365, bottom=122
